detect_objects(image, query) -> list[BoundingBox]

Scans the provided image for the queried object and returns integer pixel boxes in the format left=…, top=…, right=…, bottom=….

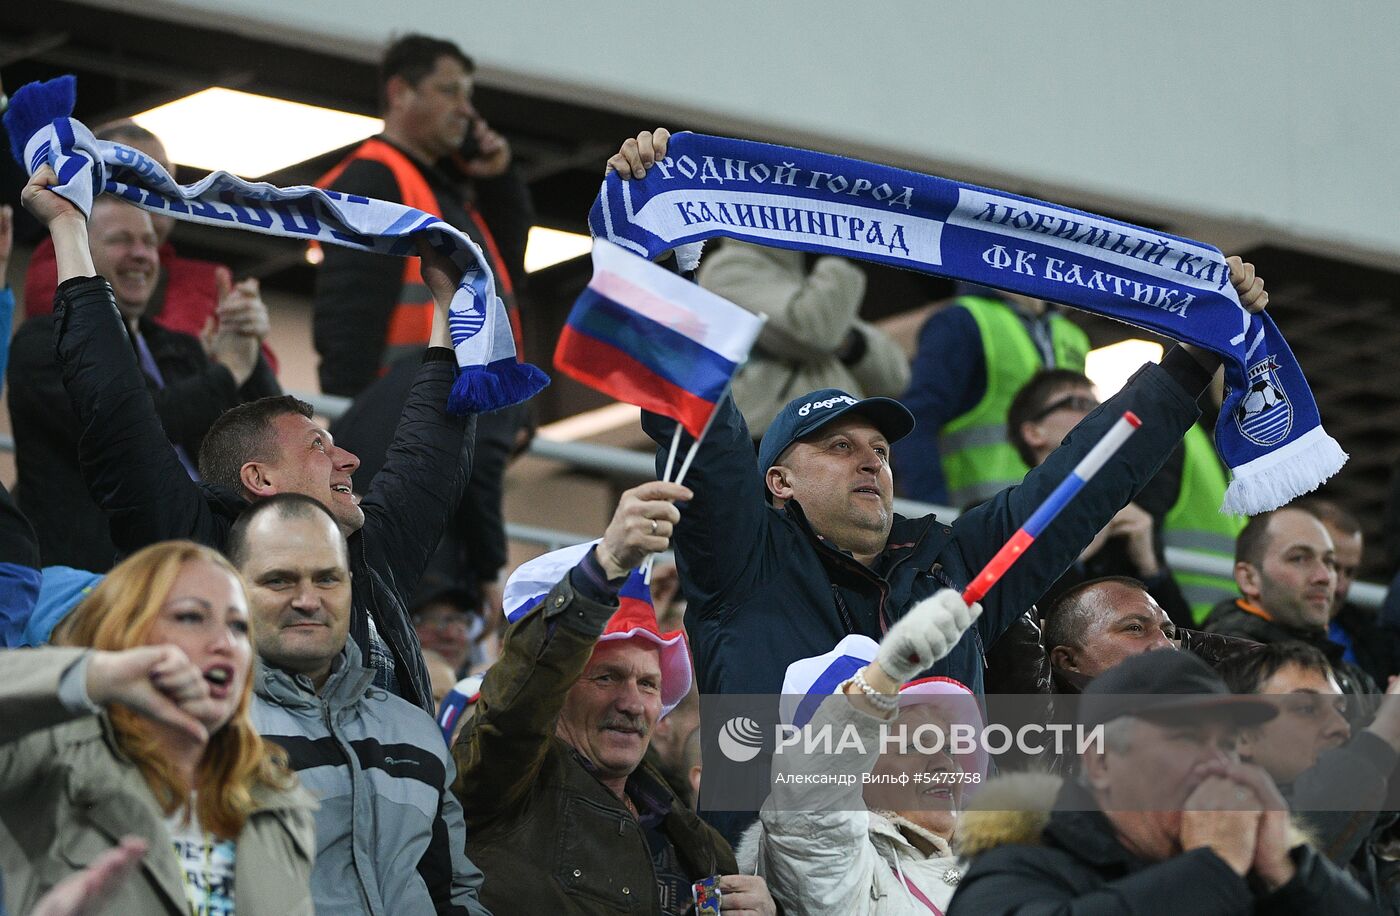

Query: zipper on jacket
left=831, top=585, right=856, bottom=635
left=322, top=697, right=379, bottom=916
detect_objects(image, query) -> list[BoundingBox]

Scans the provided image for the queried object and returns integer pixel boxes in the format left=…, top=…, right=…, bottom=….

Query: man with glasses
left=1007, top=369, right=1194, bottom=625
left=411, top=587, right=481, bottom=676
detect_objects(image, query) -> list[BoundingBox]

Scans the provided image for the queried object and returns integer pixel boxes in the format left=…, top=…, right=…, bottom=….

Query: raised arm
left=20, top=167, right=217, bottom=552
left=608, top=129, right=776, bottom=605
left=357, top=237, right=473, bottom=600
left=452, top=481, right=688, bottom=825
left=953, top=259, right=1270, bottom=649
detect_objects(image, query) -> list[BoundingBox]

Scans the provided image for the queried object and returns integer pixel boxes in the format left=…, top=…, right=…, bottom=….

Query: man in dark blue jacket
left=607, top=131, right=1272, bottom=703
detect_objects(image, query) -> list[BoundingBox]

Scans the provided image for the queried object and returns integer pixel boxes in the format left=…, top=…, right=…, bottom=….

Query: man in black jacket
left=949, top=651, right=1376, bottom=915
left=1205, top=507, right=1379, bottom=713
left=7, top=197, right=279, bottom=571
left=19, top=164, right=472, bottom=716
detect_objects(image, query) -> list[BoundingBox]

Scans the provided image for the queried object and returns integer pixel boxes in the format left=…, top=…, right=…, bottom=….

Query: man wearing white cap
left=453, top=481, right=775, bottom=916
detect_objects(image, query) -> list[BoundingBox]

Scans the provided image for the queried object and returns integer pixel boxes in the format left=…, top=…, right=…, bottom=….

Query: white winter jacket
left=737, top=693, right=964, bottom=915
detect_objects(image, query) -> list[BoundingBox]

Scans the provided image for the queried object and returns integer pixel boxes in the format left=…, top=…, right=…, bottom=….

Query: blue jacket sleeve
left=641, top=396, right=770, bottom=617
left=0, top=479, right=41, bottom=648
left=894, top=305, right=986, bottom=505
left=954, top=347, right=1207, bottom=648
left=0, top=286, right=13, bottom=399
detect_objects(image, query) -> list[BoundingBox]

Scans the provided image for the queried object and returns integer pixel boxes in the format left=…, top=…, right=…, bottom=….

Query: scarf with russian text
left=5, top=76, right=548, bottom=414
left=590, top=132, right=1344, bottom=515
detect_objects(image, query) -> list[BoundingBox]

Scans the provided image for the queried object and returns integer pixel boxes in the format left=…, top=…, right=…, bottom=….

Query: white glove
left=874, top=589, right=982, bottom=684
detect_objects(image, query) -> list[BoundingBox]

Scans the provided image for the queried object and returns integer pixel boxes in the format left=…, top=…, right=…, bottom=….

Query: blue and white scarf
left=590, top=132, right=1345, bottom=516
left=4, top=76, right=548, bottom=414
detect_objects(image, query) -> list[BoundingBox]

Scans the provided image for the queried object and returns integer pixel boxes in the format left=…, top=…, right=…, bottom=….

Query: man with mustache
left=230, top=494, right=489, bottom=916
left=453, top=482, right=775, bottom=915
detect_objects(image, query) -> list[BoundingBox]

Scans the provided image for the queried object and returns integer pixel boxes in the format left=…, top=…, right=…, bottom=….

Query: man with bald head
left=1205, top=507, right=1379, bottom=705
left=7, top=195, right=278, bottom=570
left=232, top=494, right=489, bottom=916
left=1044, top=576, right=1178, bottom=685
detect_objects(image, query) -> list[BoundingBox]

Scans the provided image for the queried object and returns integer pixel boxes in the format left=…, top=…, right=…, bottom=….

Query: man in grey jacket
left=231, top=494, right=489, bottom=916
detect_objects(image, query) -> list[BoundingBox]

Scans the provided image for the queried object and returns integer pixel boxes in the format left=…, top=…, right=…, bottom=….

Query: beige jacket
left=0, top=647, right=318, bottom=915
left=697, top=240, right=911, bottom=435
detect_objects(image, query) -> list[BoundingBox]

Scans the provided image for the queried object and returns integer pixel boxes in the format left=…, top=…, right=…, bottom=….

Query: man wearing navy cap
left=604, top=131, right=1273, bottom=722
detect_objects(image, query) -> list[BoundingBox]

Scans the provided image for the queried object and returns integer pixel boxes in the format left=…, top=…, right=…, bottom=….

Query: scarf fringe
left=3, top=75, right=74, bottom=166
left=449, top=358, right=550, bottom=415
left=1223, top=425, right=1348, bottom=515
left=8, top=75, right=550, bottom=417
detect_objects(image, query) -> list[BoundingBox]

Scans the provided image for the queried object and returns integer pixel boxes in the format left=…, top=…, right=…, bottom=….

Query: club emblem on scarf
left=449, top=287, right=486, bottom=341
left=1236, top=356, right=1292, bottom=446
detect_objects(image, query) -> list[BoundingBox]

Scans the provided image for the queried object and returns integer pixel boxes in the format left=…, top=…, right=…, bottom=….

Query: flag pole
left=672, top=386, right=732, bottom=489
left=645, top=387, right=736, bottom=583
left=660, top=423, right=682, bottom=484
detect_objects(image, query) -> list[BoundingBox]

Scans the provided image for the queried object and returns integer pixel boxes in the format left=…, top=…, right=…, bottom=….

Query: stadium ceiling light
left=1085, top=339, right=1164, bottom=398
left=131, top=88, right=383, bottom=178
left=525, top=226, right=593, bottom=273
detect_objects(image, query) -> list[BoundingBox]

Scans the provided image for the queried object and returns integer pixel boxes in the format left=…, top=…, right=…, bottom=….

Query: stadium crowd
left=2, top=29, right=1400, bottom=916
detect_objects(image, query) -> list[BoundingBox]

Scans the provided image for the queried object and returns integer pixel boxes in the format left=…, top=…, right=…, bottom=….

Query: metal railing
left=1, top=390, right=1387, bottom=610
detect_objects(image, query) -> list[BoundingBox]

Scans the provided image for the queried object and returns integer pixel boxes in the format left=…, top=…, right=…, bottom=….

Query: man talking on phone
left=313, top=32, right=533, bottom=397
left=313, top=34, right=536, bottom=634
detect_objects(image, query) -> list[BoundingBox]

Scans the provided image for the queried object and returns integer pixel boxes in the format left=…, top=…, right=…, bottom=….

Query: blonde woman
left=0, top=541, right=316, bottom=915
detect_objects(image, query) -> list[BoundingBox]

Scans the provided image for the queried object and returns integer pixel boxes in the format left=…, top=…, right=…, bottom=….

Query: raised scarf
left=590, top=131, right=1345, bottom=515
left=5, top=76, right=548, bottom=414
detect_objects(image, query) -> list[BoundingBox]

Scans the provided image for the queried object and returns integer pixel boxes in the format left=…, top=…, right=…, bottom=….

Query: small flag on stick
left=554, top=239, right=764, bottom=439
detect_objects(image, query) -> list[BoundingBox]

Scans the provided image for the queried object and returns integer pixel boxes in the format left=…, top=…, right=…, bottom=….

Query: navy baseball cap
left=757, top=388, right=916, bottom=480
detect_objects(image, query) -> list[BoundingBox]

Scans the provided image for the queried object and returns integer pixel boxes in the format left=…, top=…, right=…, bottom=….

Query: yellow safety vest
left=1163, top=423, right=1246, bottom=624
left=940, top=297, right=1089, bottom=507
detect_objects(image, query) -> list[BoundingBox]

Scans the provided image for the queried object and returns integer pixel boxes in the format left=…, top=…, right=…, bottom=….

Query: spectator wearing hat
left=453, top=481, right=775, bottom=915
left=612, top=129, right=1268, bottom=844
left=611, top=127, right=1274, bottom=712
left=949, top=650, right=1372, bottom=914
left=739, top=590, right=985, bottom=915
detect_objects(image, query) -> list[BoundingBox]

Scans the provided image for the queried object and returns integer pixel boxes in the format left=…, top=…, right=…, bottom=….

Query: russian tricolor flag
left=554, top=239, right=765, bottom=437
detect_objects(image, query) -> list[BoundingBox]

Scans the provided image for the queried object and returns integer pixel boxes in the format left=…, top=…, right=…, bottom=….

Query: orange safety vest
left=315, top=138, right=523, bottom=370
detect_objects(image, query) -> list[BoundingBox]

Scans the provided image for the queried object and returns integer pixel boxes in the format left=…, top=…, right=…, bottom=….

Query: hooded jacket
left=251, top=641, right=488, bottom=916
left=949, top=774, right=1378, bottom=915
left=53, top=275, right=470, bottom=714
left=1, top=647, right=317, bottom=916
